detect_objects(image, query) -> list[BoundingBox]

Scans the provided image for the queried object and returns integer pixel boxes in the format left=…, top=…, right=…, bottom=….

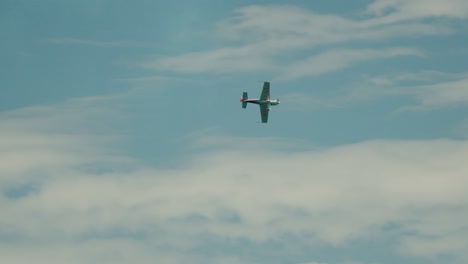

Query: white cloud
left=143, top=46, right=276, bottom=73
left=278, top=47, right=423, bottom=80
left=216, top=4, right=452, bottom=45
left=366, top=0, right=468, bottom=21
left=364, top=70, right=464, bottom=86
left=0, top=240, right=257, bottom=264
left=47, top=38, right=153, bottom=48
left=349, top=71, right=468, bottom=110
left=399, top=231, right=468, bottom=261
left=114, top=75, right=196, bottom=83
left=0, top=94, right=132, bottom=187
left=409, top=77, right=468, bottom=109
left=1, top=92, right=467, bottom=263
left=280, top=70, right=468, bottom=111
left=2, top=107, right=468, bottom=263
left=143, top=3, right=457, bottom=77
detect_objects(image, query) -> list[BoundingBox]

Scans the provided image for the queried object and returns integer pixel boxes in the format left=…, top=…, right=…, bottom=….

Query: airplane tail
left=240, top=92, right=248, bottom=108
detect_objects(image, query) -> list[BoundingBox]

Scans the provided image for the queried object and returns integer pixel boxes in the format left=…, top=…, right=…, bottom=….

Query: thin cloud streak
left=278, top=47, right=423, bottom=80
left=47, top=38, right=155, bottom=48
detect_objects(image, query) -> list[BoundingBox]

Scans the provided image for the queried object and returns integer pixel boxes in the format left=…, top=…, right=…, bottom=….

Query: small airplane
left=240, top=82, right=280, bottom=123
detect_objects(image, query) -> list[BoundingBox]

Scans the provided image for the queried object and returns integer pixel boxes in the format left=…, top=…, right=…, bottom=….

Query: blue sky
left=1, top=1, right=468, bottom=263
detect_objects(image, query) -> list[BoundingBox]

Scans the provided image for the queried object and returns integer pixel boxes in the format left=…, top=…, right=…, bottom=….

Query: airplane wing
left=259, top=104, right=269, bottom=123
left=260, top=82, right=270, bottom=100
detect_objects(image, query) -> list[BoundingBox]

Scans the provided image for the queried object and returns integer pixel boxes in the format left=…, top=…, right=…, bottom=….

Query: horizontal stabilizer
left=242, top=92, right=248, bottom=108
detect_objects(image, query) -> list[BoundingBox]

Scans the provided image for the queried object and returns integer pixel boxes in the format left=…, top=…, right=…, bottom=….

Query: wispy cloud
left=364, top=70, right=465, bottom=86
left=278, top=47, right=423, bottom=80
left=47, top=38, right=154, bottom=48
left=142, top=46, right=276, bottom=73
left=399, top=227, right=468, bottom=261
left=366, top=0, right=468, bottom=21
left=0, top=94, right=131, bottom=185
left=407, top=77, right=468, bottom=109
left=114, top=75, right=198, bottom=83
left=142, top=2, right=460, bottom=78
left=354, top=71, right=468, bottom=110
left=284, top=70, right=468, bottom=111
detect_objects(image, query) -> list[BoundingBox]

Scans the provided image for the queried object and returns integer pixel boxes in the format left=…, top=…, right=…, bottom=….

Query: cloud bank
left=1, top=96, right=468, bottom=263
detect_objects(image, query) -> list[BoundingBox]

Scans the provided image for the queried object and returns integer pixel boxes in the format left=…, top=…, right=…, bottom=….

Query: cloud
left=143, top=3, right=456, bottom=77
left=366, top=0, right=468, bottom=21
left=0, top=94, right=132, bottom=187
left=2, top=97, right=468, bottom=264
left=217, top=5, right=452, bottom=44
left=114, top=75, right=195, bottom=83
left=142, top=46, right=276, bottom=73
left=397, top=208, right=468, bottom=260
left=349, top=71, right=468, bottom=110
left=0, top=240, right=264, bottom=264
left=278, top=47, right=423, bottom=80
left=283, top=70, right=468, bottom=112
left=47, top=38, right=153, bottom=48
left=408, top=77, right=468, bottom=109
left=364, top=70, right=464, bottom=86
left=1, top=84, right=467, bottom=263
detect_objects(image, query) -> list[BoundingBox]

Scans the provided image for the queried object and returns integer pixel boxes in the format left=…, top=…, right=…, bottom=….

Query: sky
left=1, top=0, right=468, bottom=263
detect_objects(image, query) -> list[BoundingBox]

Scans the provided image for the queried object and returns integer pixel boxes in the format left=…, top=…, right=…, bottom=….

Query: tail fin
left=241, top=92, right=248, bottom=108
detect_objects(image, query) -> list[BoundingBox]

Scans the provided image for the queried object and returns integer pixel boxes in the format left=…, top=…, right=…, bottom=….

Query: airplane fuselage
left=242, top=99, right=280, bottom=108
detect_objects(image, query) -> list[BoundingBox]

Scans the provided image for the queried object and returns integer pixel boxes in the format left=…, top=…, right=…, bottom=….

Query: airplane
left=240, top=82, right=280, bottom=123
